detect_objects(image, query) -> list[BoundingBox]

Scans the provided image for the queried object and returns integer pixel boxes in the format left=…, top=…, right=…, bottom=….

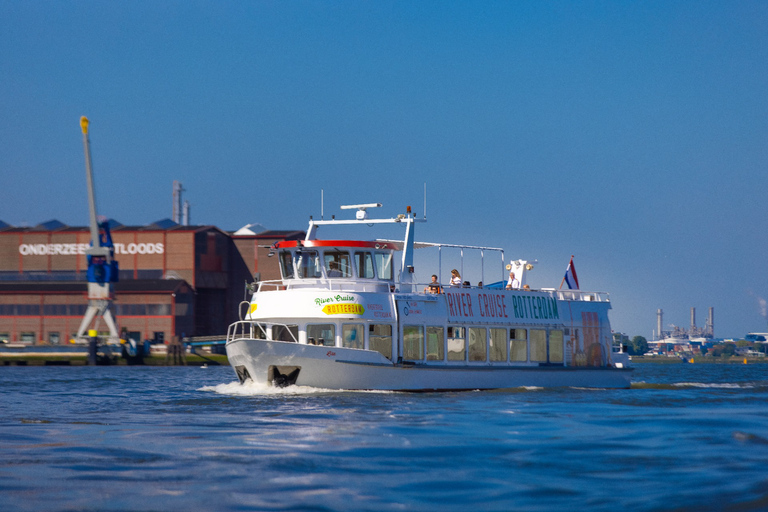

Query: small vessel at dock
left=226, top=203, right=631, bottom=390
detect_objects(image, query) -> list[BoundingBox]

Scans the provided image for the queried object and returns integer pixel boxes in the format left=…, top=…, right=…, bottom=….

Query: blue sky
left=2, top=1, right=767, bottom=339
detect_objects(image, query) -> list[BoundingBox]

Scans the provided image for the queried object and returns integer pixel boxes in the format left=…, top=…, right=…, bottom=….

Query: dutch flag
left=562, top=255, right=579, bottom=290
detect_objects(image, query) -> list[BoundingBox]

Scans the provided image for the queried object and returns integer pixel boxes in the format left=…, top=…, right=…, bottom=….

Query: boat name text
left=314, top=294, right=355, bottom=307
left=445, top=292, right=559, bottom=321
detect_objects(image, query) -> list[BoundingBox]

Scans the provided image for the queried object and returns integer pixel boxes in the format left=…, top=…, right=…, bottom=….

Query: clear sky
left=2, top=1, right=767, bottom=340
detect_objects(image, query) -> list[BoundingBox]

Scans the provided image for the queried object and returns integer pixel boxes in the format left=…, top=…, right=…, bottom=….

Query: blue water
left=2, top=363, right=768, bottom=512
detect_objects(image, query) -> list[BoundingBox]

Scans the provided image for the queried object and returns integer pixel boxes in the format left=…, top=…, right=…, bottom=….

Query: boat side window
left=355, top=252, right=375, bottom=279
left=369, top=324, right=392, bottom=360
left=530, top=329, right=547, bottom=362
left=279, top=251, right=295, bottom=279
left=549, top=329, right=564, bottom=363
left=375, top=252, right=394, bottom=280
left=342, top=323, right=364, bottom=349
left=307, top=323, right=336, bottom=346
left=490, top=328, right=507, bottom=362
left=251, top=323, right=267, bottom=340
left=273, top=324, right=299, bottom=343
left=426, top=326, right=444, bottom=361
left=447, top=326, right=466, bottom=361
left=324, top=251, right=351, bottom=278
left=297, top=250, right=322, bottom=279
left=403, top=325, right=424, bottom=361
left=510, top=328, right=528, bottom=362
left=468, top=327, right=487, bottom=362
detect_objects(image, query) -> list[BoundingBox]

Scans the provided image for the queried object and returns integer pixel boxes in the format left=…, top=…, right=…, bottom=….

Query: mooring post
left=88, top=329, right=98, bottom=365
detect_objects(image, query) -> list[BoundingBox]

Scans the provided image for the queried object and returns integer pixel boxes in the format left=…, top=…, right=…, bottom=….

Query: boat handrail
left=249, top=279, right=609, bottom=302
left=227, top=320, right=299, bottom=343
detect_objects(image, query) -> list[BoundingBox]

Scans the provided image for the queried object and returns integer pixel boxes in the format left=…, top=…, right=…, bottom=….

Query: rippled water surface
left=2, top=363, right=768, bottom=511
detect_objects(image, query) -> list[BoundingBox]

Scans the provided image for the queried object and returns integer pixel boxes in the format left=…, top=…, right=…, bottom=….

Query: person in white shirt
left=506, top=271, right=520, bottom=289
left=450, top=269, right=462, bottom=287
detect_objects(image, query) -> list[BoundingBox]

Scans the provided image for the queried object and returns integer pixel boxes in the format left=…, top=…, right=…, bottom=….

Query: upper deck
left=252, top=203, right=610, bottom=304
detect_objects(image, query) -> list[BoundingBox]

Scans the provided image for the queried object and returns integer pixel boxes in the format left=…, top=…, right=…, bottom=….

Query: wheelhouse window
left=510, top=328, right=528, bottom=362
left=297, top=250, right=322, bottom=278
left=468, top=327, right=487, bottom=362
left=342, top=323, right=364, bottom=349
left=490, top=328, right=507, bottom=362
left=369, top=324, right=392, bottom=360
left=447, top=326, right=466, bottom=361
left=530, top=329, right=547, bottom=362
left=307, top=323, right=335, bottom=346
left=375, top=252, right=394, bottom=280
left=426, top=326, right=444, bottom=361
left=279, top=251, right=295, bottom=279
left=355, top=252, right=375, bottom=279
left=324, top=251, right=351, bottom=278
left=549, top=330, right=564, bottom=363
left=273, top=324, right=299, bottom=343
left=403, top=325, right=424, bottom=361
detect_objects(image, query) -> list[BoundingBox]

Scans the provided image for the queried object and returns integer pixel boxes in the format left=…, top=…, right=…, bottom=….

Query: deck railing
left=250, top=279, right=609, bottom=302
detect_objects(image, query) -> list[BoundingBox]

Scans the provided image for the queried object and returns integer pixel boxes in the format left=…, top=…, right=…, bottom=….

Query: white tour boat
left=226, top=203, right=632, bottom=390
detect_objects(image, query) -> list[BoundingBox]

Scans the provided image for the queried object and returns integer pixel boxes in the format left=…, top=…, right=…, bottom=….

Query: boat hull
left=226, top=338, right=633, bottom=391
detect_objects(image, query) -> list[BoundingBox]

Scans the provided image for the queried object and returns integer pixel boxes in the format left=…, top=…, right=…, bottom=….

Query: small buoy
left=744, top=358, right=748, bottom=364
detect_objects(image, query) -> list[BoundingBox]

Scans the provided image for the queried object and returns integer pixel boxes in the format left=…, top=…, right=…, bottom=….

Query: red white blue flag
left=561, top=255, right=579, bottom=289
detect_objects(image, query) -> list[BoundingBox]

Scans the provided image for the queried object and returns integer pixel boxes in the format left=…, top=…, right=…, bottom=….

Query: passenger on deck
left=522, top=284, right=531, bottom=291
left=424, top=274, right=443, bottom=294
left=507, top=271, right=521, bottom=289
left=450, top=269, right=462, bottom=287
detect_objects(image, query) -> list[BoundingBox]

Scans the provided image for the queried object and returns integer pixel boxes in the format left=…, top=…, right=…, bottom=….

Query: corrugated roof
left=254, top=230, right=305, bottom=240
left=34, top=219, right=68, bottom=231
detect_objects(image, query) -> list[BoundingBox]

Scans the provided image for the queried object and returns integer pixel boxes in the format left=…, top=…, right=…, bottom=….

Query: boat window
left=273, top=324, right=299, bottom=343
left=426, top=326, right=444, bottom=361
left=297, top=250, right=322, bottom=279
left=253, top=324, right=267, bottom=339
left=307, top=323, right=335, bottom=346
left=468, top=327, right=487, bottom=362
left=530, top=329, right=547, bottom=362
left=369, top=324, right=392, bottom=360
left=549, top=330, right=564, bottom=363
left=279, top=251, right=295, bottom=279
left=355, top=252, right=375, bottom=279
left=342, top=323, right=364, bottom=349
left=510, top=329, right=528, bottom=362
left=490, top=328, right=507, bottom=362
left=403, top=325, right=424, bottom=361
left=324, top=251, right=351, bottom=278
left=447, top=326, right=466, bottom=361
left=375, top=252, right=394, bottom=280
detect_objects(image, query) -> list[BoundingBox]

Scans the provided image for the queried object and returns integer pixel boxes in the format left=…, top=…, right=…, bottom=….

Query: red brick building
left=0, top=219, right=303, bottom=344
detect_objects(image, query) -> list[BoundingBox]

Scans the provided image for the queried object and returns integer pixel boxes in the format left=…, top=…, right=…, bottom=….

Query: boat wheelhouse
left=226, top=204, right=631, bottom=390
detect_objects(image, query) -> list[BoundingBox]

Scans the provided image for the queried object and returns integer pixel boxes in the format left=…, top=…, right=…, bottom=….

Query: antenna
left=423, top=182, right=427, bottom=220
left=321, top=189, right=324, bottom=220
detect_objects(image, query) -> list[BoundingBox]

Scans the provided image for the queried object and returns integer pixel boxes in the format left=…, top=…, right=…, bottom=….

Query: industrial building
left=0, top=218, right=303, bottom=345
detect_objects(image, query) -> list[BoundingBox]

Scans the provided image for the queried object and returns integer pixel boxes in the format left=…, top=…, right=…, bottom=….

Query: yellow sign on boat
left=322, top=303, right=365, bottom=315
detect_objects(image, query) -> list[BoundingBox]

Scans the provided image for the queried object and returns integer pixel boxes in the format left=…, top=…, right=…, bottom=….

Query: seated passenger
left=424, top=274, right=443, bottom=294
left=450, top=269, right=462, bottom=287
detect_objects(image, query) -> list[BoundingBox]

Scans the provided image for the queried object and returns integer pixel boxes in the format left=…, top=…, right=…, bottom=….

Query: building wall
left=0, top=225, right=300, bottom=344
